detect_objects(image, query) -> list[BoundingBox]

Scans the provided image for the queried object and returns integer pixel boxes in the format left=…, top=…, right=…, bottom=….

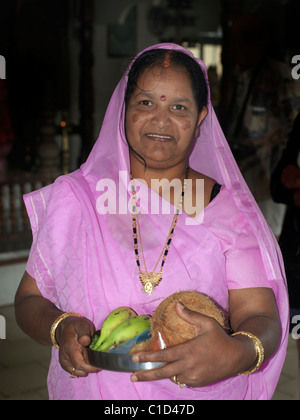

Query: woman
left=15, top=44, right=289, bottom=400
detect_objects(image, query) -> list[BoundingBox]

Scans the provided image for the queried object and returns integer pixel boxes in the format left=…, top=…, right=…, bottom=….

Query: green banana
left=93, top=307, right=137, bottom=350
left=89, top=334, right=100, bottom=350
left=96, top=315, right=151, bottom=352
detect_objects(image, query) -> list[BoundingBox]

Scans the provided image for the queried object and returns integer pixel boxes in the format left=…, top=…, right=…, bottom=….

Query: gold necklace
left=130, top=168, right=189, bottom=295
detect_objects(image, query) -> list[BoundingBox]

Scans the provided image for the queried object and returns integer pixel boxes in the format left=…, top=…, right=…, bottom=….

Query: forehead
left=135, top=65, right=193, bottom=95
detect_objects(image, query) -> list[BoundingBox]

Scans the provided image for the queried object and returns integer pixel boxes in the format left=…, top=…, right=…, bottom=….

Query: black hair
left=125, top=48, right=208, bottom=113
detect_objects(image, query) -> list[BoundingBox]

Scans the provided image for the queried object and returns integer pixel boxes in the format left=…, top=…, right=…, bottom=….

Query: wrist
left=231, top=331, right=265, bottom=375
left=50, top=312, right=83, bottom=349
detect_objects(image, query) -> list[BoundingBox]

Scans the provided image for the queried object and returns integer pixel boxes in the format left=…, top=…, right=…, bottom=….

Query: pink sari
left=24, top=43, right=289, bottom=400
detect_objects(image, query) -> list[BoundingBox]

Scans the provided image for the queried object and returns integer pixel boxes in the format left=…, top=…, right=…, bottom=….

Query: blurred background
left=0, top=0, right=300, bottom=400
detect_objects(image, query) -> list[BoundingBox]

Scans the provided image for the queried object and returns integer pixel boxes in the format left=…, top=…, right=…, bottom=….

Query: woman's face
left=125, top=65, right=207, bottom=170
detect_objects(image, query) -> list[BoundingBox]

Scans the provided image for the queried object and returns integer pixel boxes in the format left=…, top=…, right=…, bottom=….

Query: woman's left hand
left=130, top=303, right=254, bottom=388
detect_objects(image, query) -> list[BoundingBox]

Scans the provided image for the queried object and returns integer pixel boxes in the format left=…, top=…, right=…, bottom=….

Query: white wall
left=0, top=262, right=26, bottom=307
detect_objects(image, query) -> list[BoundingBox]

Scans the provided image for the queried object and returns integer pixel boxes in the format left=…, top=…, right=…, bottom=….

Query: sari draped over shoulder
left=24, top=43, right=289, bottom=400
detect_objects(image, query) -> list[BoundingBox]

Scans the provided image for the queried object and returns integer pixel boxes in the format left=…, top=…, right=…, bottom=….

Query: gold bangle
left=231, top=331, right=265, bottom=375
left=50, top=312, right=83, bottom=349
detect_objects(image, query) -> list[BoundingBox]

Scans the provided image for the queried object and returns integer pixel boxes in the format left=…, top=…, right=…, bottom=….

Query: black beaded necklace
left=130, top=167, right=190, bottom=295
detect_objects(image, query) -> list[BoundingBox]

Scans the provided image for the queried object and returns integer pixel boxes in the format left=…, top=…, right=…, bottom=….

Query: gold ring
left=69, top=367, right=78, bottom=379
left=171, top=375, right=186, bottom=389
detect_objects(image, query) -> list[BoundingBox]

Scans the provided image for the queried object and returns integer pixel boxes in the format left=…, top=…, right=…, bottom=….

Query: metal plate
left=87, top=348, right=165, bottom=372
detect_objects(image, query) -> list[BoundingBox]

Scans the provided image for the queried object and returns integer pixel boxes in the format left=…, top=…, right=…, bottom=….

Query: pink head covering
left=25, top=43, right=289, bottom=400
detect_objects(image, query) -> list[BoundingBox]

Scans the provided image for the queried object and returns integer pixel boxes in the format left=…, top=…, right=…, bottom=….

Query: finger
left=71, top=346, right=100, bottom=375
left=175, top=302, right=209, bottom=327
left=62, top=339, right=99, bottom=376
left=81, top=346, right=101, bottom=373
left=66, top=361, right=98, bottom=377
left=78, top=334, right=92, bottom=347
left=73, top=325, right=100, bottom=373
left=131, top=360, right=183, bottom=383
left=175, top=301, right=195, bottom=319
left=68, top=366, right=86, bottom=378
left=74, top=319, right=95, bottom=343
left=132, top=344, right=183, bottom=364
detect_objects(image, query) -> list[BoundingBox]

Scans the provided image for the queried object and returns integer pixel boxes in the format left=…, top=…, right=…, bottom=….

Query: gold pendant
left=139, top=272, right=162, bottom=295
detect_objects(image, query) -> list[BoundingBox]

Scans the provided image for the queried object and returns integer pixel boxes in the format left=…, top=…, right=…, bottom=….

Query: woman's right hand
left=56, top=316, right=100, bottom=377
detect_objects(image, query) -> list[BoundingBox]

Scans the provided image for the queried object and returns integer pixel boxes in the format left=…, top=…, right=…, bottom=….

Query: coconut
left=149, top=290, right=229, bottom=347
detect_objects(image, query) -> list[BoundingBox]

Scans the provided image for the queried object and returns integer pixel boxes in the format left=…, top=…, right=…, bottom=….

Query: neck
left=130, top=155, right=188, bottom=185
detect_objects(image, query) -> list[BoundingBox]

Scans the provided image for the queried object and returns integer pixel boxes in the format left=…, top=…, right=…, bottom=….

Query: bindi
left=163, top=51, right=172, bottom=68
left=160, top=95, right=167, bottom=101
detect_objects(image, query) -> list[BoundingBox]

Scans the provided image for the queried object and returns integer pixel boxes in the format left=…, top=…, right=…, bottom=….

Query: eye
left=139, top=100, right=152, bottom=106
left=172, top=104, right=186, bottom=111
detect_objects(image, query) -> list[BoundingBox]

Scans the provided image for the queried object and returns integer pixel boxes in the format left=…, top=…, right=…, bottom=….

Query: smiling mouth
left=145, top=133, right=174, bottom=141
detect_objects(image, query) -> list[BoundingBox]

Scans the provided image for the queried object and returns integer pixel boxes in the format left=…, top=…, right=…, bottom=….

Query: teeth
left=147, top=134, right=172, bottom=139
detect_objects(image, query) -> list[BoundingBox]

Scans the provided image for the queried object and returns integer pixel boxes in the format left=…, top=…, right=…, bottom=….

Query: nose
left=151, top=108, right=171, bottom=129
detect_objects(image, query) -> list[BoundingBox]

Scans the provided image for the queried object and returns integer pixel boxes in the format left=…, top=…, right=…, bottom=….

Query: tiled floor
left=0, top=304, right=298, bottom=400
left=0, top=304, right=50, bottom=400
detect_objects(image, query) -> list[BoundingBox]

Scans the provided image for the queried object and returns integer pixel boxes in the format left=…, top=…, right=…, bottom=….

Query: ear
left=194, top=107, right=208, bottom=137
left=197, top=106, right=208, bottom=127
